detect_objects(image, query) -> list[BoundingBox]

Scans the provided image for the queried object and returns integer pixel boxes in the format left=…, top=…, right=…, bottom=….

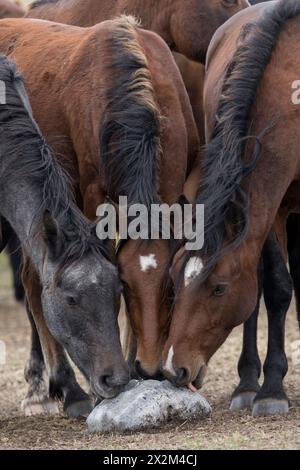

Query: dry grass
left=0, top=253, right=299, bottom=450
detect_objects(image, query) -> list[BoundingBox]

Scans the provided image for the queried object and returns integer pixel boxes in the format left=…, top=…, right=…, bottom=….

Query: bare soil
left=0, top=253, right=299, bottom=450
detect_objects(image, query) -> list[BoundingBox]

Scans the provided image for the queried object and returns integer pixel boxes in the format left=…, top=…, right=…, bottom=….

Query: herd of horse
left=0, top=0, right=299, bottom=423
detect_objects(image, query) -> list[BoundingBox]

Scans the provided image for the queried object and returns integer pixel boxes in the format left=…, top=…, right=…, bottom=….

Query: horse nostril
left=99, top=370, right=129, bottom=390
left=135, top=360, right=163, bottom=380
left=135, top=360, right=148, bottom=379
left=176, top=367, right=189, bottom=385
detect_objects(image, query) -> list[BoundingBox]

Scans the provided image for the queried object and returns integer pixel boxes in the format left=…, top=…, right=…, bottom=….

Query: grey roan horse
left=0, top=55, right=129, bottom=416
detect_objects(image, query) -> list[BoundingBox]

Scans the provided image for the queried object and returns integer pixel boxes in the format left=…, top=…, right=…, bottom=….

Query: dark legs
left=0, top=218, right=24, bottom=302
left=231, top=232, right=292, bottom=416
left=252, top=232, right=292, bottom=416
left=230, top=262, right=263, bottom=411
left=287, top=214, right=300, bottom=328
left=22, top=257, right=93, bottom=418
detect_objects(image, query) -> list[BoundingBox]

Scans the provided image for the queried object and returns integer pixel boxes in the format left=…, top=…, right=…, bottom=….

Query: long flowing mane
left=182, top=0, right=300, bottom=281
left=0, top=54, right=109, bottom=268
left=100, top=16, right=161, bottom=210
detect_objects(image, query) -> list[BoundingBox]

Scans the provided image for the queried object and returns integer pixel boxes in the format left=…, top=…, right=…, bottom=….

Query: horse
left=0, top=16, right=200, bottom=412
left=0, top=54, right=129, bottom=417
left=162, top=0, right=300, bottom=412
left=27, top=0, right=250, bottom=63
left=0, top=0, right=24, bottom=18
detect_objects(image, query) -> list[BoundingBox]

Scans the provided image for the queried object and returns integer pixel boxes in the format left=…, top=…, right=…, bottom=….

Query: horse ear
left=43, top=211, right=63, bottom=259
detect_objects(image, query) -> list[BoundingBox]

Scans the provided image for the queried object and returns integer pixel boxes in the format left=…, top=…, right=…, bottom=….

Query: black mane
left=182, top=0, right=300, bottom=281
left=0, top=54, right=109, bottom=269
left=100, top=16, right=161, bottom=210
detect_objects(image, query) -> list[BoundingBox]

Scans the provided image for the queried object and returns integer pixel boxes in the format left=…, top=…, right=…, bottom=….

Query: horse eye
left=66, top=296, right=78, bottom=307
left=212, top=284, right=227, bottom=297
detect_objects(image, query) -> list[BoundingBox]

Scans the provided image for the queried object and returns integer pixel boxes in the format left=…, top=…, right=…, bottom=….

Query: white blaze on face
left=139, top=254, right=158, bottom=273
left=184, top=256, right=203, bottom=287
left=163, top=345, right=175, bottom=376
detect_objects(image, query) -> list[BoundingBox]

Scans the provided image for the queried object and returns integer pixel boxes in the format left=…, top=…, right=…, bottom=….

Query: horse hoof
left=252, top=398, right=289, bottom=417
left=65, top=399, right=93, bottom=419
left=21, top=396, right=59, bottom=416
left=230, top=392, right=257, bottom=411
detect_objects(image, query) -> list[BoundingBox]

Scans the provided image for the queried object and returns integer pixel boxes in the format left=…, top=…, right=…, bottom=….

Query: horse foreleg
left=230, top=262, right=262, bottom=411
left=119, top=297, right=137, bottom=378
left=21, top=300, right=59, bottom=416
left=287, top=214, right=300, bottom=328
left=22, top=257, right=93, bottom=418
left=252, top=231, right=292, bottom=416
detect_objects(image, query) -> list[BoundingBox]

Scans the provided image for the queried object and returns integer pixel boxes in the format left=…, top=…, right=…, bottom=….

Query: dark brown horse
left=27, top=0, right=250, bottom=63
left=0, top=0, right=24, bottom=18
left=163, top=0, right=300, bottom=402
left=0, top=16, right=199, bottom=412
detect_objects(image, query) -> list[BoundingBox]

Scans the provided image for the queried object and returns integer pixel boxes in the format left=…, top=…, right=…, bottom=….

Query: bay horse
left=163, top=0, right=300, bottom=411
left=0, top=16, right=199, bottom=412
left=27, top=0, right=250, bottom=63
left=0, top=0, right=24, bottom=18
left=0, top=54, right=128, bottom=416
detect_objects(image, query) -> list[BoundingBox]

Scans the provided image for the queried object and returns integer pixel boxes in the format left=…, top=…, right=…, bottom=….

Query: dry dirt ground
left=0, top=253, right=299, bottom=450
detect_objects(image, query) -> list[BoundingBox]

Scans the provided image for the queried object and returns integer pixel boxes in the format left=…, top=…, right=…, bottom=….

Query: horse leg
left=22, top=257, right=93, bottom=418
left=287, top=214, right=300, bottom=328
left=21, top=300, right=59, bottom=416
left=230, top=266, right=262, bottom=411
left=119, top=297, right=137, bottom=378
left=252, top=232, right=292, bottom=416
left=0, top=218, right=24, bottom=301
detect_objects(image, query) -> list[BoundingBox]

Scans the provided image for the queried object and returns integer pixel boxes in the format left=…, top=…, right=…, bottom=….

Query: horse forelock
left=100, top=15, right=162, bottom=211
left=177, top=0, right=300, bottom=287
